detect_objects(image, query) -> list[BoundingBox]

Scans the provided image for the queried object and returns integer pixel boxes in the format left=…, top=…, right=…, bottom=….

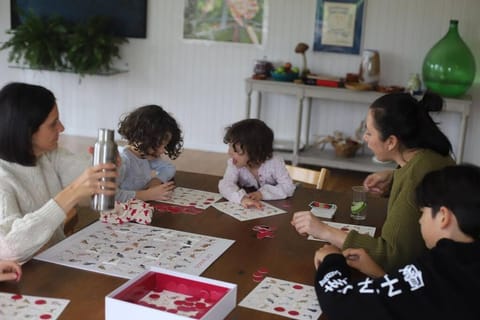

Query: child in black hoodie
left=314, top=164, right=480, bottom=320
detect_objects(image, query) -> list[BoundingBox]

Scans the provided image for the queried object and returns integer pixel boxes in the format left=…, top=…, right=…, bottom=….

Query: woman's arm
left=291, top=211, right=348, bottom=248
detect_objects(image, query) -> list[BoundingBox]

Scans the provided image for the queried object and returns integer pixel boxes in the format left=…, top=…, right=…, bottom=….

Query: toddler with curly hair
left=116, top=105, right=183, bottom=202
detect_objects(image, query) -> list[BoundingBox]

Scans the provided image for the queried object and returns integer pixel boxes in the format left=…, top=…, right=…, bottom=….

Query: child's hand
left=145, top=178, right=163, bottom=188
left=314, top=244, right=341, bottom=269
left=247, top=191, right=263, bottom=201
left=342, top=248, right=386, bottom=278
left=0, top=261, right=21, bottom=282
left=149, top=181, right=175, bottom=201
left=241, top=196, right=263, bottom=209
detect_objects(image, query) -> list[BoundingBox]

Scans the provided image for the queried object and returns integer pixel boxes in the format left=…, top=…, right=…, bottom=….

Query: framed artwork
left=313, top=0, right=365, bottom=54
left=183, top=0, right=265, bottom=45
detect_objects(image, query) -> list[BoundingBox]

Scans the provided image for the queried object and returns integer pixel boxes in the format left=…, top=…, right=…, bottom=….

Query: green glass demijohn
left=422, top=20, right=476, bottom=98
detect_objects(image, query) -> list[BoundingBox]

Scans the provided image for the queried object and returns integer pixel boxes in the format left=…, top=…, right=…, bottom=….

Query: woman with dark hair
left=0, top=82, right=117, bottom=263
left=292, top=92, right=455, bottom=271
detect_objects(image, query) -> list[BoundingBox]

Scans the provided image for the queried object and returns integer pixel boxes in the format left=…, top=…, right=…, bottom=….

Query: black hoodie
left=315, top=239, right=480, bottom=320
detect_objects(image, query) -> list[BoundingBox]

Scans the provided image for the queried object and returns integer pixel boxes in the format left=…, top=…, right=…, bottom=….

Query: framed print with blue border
left=313, top=0, right=365, bottom=54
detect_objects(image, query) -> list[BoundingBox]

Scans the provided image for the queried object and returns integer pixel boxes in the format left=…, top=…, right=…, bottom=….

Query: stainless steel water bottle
left=91, top=128, right=117, bottom=211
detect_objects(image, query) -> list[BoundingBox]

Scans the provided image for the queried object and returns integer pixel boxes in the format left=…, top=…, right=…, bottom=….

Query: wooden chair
left=286, top=164, right=329, bottom=190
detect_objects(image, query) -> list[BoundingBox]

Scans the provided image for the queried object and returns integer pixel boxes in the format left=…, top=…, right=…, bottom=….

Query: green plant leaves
left=1, top=12, right=128, bottom=76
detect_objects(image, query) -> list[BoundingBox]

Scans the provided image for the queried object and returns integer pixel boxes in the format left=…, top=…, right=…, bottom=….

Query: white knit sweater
left=0, top=148, right=89, bottom=262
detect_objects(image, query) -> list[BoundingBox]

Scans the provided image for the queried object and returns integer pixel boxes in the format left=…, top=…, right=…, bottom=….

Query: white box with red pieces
left=105, top=267, right=237, bottom=320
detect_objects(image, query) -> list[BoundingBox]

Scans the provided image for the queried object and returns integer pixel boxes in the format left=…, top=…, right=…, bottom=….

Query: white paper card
left=35, top=221, right=234, bottom=279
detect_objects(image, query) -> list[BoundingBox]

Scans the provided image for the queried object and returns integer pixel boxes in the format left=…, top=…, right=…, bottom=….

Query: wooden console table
left=245, top=78, right=472, bottom=172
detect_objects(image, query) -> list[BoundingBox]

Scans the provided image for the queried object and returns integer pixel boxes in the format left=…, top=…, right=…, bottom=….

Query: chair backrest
left=285, top=165, right=329, bottom=190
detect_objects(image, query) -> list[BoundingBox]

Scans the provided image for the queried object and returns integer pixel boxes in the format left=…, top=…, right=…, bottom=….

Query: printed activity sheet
left=35, top=221, right=234, bottom=279
left=0, top=292, right=69, bottom=320
left=212, top=201, right=287, bottom=221
left=308, top=221, right=376, bottom=241
left=158, top=187, right=222, bottom=209
left=239, top=277, right=322, bottom=320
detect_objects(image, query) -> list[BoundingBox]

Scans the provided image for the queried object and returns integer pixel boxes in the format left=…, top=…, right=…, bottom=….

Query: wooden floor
left=59, top=135, right=367, bottom=192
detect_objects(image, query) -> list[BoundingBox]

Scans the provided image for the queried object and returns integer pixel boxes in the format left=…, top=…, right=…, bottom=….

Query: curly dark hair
left=118, top=105, right=183, bottom=159
left=223, top=118, right=273, bottom=166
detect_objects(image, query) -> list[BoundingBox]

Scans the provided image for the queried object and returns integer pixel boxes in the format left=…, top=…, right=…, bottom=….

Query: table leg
left=304, top=97, right=312, bottom=148
left=256, top=92, right=262, bottom=119
left=457, top=113, right=469, bottom=163
left=292, top=96, right=304, bottom=165
left=245, top=84, right=252, bottom=118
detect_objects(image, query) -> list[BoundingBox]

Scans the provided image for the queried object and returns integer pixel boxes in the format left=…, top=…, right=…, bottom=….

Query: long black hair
left=370, top=92, right=452, bottom=156
left=0, top=82, right=56, bottom=166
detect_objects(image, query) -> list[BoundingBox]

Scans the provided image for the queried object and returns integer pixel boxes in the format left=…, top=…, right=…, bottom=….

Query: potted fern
left=1, top=12, right=128, bottom=76
left=66, top=17, right=128, bottom=75
left=1, top=11, right=68, bottom=70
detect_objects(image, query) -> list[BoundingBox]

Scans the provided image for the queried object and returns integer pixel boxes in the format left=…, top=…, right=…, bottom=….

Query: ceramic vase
left=422, top=20, right=476, bottom=98
left=359, top=50, right=380, bottom=85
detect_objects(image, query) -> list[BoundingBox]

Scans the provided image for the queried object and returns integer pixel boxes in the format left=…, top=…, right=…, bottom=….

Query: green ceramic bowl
left=271, top=71, right=299, bottom=82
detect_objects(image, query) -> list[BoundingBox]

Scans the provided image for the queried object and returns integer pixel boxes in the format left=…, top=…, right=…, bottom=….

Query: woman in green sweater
left=291, top=92, right=455, bottom=272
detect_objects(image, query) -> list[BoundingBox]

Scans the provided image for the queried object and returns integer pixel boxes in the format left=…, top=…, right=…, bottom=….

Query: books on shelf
left=305, top=73, right=343, bottom=88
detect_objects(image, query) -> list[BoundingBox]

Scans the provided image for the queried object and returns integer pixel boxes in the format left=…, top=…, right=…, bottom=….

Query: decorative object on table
left=345, top=72, right=359, bottom=83
left=406, top=73, right=422, bottom=95
left=270, top=62, right=300, bottom=82
left=294, top=42, right=310, bottom=78
left=422, top=20, right=476, bottom=98
left=358, top=49, right=380, bottom=85
left=314, top=131, right=363, bottom=158
left=313, top=0, right=365, bottom=54
left=376, top=85, right=405, bottom=94
left=252, top=58, right=273, bottom=80
left=344, top=71, right=371, bottom=90
left=331, top=138, right=362, bottom=158
left=305, top=73, right=342, bottom=87
left=0, top=12, right=128, bottom=76
left=344, top=82, right=373, bottom=91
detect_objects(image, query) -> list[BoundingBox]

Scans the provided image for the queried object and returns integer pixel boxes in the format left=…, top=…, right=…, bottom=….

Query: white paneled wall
left=0, top=0, right=479, bottom=164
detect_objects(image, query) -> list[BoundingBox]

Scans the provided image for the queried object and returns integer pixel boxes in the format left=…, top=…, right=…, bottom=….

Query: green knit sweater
left=343, top=149, right=455, bottom=272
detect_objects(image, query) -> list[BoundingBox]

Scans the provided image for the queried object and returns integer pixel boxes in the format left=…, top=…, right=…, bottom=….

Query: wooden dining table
left=0, top=171, right=387, bottom=320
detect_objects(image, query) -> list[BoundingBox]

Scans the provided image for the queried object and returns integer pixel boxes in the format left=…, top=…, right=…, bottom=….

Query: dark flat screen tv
left=10, top=0, right=147, bottom=38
